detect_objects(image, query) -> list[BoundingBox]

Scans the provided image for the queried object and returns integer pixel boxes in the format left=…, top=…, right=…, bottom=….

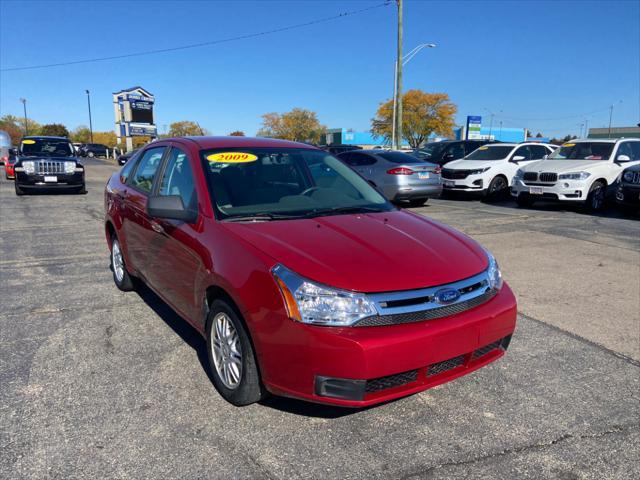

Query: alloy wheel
left=211, top=312, right=243, bottom=389
left=112, top=241, right=125, bottom=283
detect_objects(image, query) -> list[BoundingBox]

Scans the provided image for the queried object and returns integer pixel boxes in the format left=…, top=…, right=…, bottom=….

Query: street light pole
left=85, top=90, right=94, bottom=143
left=19, top=98, right=28, bottom=135
left=394, top=0, right=403, bottom=150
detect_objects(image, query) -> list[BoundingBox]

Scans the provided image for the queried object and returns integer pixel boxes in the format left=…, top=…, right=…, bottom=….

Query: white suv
left=511, top=138, right=640, bottom=211
left=441, top=142, right=556, bottom=200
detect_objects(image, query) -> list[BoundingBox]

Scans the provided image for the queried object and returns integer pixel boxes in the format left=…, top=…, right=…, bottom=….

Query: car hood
left=521, top=159, right=609, bottom=173
left=445, top=159, right=504, bottom=170
left=221, top=211, right=488, bottom=293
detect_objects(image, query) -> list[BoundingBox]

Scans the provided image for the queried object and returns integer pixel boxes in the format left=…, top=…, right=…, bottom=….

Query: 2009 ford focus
left=104, top=136, right=517, bottom=407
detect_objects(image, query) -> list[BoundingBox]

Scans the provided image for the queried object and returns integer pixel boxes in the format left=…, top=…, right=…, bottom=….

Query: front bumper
left=256, top=283, right=517, bottom=407
left=511, top=178, right=587, bottom=202
left=15, top=170, right=85, bottom=189
left=442, top=175, right=485, bottom=192
left=616, top=184, right=640, bottom=206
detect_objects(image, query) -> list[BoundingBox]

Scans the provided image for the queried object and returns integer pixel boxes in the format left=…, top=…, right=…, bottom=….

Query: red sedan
left=104, top=136, right=517, bottom=407
left=4, top=155, right=17, bottom=179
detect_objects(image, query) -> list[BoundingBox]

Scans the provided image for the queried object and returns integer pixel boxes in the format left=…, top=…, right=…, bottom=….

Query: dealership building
left=587, top=126, right=640, bottom=139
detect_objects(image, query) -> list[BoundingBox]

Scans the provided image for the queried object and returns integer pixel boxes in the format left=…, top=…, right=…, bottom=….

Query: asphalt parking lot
left=1, top=158, right=639, bottom=479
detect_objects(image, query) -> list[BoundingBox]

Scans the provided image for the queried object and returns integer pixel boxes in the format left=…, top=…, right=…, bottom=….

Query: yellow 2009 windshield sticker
left=207, top=152, right=257, bottom=163
left=563, top=143, right=575, bottom=147
left=22, top=139, right=36, bottom=144
left=478, top=146, right=489, bottom=150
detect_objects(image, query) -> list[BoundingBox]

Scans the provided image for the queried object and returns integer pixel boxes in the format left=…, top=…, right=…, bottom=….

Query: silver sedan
left=337, top=149, right=442, bottom=206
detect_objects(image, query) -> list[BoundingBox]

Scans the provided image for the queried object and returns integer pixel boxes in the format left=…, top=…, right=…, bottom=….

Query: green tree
left=371, top=90, right=457, bottom=148
left=168, top=121, right=209, bottom=137
left=70, top=126, right=91, bottom=143
left=228, top=130, right=245, bottom=136
left=0, top=114, right=41, bottom=143
left=257, top=108, right=325, bottom=143
left=40, top=123, right=70, bottom=137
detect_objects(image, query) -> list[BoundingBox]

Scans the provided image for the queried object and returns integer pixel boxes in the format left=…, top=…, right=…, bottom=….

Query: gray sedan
left=337, top=149, right=442, bottom=206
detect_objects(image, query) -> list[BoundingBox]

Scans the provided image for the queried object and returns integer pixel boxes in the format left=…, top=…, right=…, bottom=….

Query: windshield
left=413, top=143, right=446, bottom=160
left=200, top=147, right=392, bottom=220
left=548, top=142, right=614, bottom=160
left=378, top=151, right=423, bottom=164
left=465, top=145, right=514, bottom=160
left=20, top=138, right=73, bottom=157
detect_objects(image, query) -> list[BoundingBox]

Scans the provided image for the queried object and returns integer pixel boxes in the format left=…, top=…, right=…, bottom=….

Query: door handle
left=151, top=221, right=164, bottom=234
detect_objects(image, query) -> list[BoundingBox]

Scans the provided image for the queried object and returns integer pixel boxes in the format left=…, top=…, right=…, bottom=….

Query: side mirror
left=9, top=148, right=18, bottom=156
left=147, top=195, right=197, bottom=223
left=512, top=155, right=526, bottom=162
left=543, top=154, right=548, bottom=160
left=616, top=154, right=631, bottom=162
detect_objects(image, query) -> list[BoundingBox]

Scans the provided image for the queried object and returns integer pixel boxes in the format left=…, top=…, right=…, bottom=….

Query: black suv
left=321, top=144, right=363, bottom=156
left=616, top=164, right=640, bottom=210
left=80, top=143, right=108, bottom=158
left=13, top=136, right=86, bottom=195
left=412, top=140, right=496, bottom=166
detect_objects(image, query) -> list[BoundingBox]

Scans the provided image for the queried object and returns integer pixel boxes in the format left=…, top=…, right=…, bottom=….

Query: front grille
left=365, top=370, right=418, bottom=393
left=427, top=355, right=465, bottom=376
left=539, top=172, right=557, bottom=183
left=355, top=289, right=496, bottom=327
left=626, top=171, right=640, bottom=184
left=36, top=161, right=65, bottom=175
left=523, top=172, right=538, bottom=182
left=472, top=339, right=502, bottom=359
left=442, top=169, right=470, bottom=180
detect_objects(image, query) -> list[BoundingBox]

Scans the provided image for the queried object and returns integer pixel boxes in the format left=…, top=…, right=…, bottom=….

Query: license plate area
left=418, top=173, right=430, bottom=180
left=529, top=186, right=543, bottom=195
left=44, top=176, right=58, bottom=183
left=444, top=180, right=455, bottom=188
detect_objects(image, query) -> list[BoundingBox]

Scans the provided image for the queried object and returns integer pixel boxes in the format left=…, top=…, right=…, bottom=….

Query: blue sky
left=1, top=0, right=638, bottom=138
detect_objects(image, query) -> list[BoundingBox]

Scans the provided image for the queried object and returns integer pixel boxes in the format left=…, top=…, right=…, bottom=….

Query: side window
left=447, top=143, right=465, bottom=159
left=513, top=146, right=531, bottom=160
left=616, top=142, right=634, bottom=160
left=351, top=153, right=376, bottom=166
left=130, top=147, right=165, bottom=193
left=465, top=142, right=480, bottom=155
left=119, top=153, right=139, bottom=183
left=158, top=148, right=197, bottom=212
left=339, top=152, right=356, bottom=166
left=531, top=145, right=549, bottom=159
left=628, top=142, right=640, bottom=160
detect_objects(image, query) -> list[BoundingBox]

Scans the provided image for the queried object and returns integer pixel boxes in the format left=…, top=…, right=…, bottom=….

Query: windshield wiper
left=303, top=206, right=387, bottom=218
left=223, top=212, right=302, bottom=222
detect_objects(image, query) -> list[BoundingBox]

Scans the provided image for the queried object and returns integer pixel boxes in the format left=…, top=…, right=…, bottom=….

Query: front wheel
left=584, top=181, right=606, bottom=212
left=206, top=300, right=267, bottom=406
left=77, top=183, right=87, bottom=194
left=14, top=182, right=25, bottom=196
left=516, top=193, right=535, bottom=207
left=484, top=176, right=508, bottom=201
left=110, top=237, right=136, bottom=291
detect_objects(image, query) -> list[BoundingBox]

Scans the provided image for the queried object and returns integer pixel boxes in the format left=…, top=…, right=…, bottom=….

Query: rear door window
left=130, top=147, right=166, bottom=193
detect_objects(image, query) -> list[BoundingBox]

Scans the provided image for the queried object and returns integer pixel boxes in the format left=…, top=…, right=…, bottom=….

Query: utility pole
left=488, top=113, right=494, bottom=140
left=584, top=118, right=588, bottom=138
left=499, top=121, right=503, bottom=141
left=20, top=98, right=28, bottom=135
left=608, top=104, right=614, bottom=138
left=394, top=0, right=403, bottom=150
left=85, top=90, right=94, bottom=143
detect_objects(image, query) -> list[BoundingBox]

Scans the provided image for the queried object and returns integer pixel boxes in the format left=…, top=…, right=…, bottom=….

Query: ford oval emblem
left=434, top=288, right=460, bottom=304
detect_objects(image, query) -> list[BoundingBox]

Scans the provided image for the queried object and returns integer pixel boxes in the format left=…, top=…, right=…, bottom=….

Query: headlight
left=513, top=169, right=524, bottom=180
left=623, top=171, right=634, bottom=182
left=64, top=161, right=75, bottom=174
left=469, top=167, right=490, bottom=175
left=559, top=172, right=590, bottom=180
left=22, top=161, right=35, bottom=174
left=272, top=264, right=377, bottom=326
left=484, top=249, right=503, bottom=291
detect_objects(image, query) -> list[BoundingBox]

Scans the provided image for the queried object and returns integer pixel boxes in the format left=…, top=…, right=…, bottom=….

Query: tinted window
left=549, top=142, right=614, bottom=160
left=466, top=145, right=515, bottom=160
left=414, top=142, right=447, bottom=160
left=378, top=151, right=422, bottom=164
left=616, top=142, right=634, bottom=160
left=531, top=145, right=549, bottom=159
left=130, top=147, right=165, bottom=193
left=119, top=153, right=138, bottom=183
left=445, top=143, right=465, bottom=159
left=349, top=153, right=377, bottom=166
left=20, top=138, right=73, bottom=157
left=158, top=148, right=197, bottom=212
left=629, top=142, right=640, bottom=160
left=513, top=146, right=532, bottom=160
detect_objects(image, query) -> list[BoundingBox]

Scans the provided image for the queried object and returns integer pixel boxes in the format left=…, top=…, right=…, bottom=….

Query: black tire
left=484, top=176, right=508, bottom=201
left=77, top=183, right=87, bottom=194
left=110, top=236, right=136, bottom=291
left=206, top=299, right=267, bottom=406
left=516, top=193, right=535, bottom=207
left=88, top=151, right=95, bottom=158
left=407, top=198, right=427, bottom=208
left=14, top=182, right=25, bottom=196
left=584, top=181, right=606, bottom=212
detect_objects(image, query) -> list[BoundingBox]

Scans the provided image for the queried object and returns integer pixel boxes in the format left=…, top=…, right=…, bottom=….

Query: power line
left=1, top=2, right=391, bottom=72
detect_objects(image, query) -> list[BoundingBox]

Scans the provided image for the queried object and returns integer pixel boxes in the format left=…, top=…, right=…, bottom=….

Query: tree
left=228, top=130, right=245, bottom=136
left=92, top=131, right=118, bottom=148
left=40, top=123, right=69, bottom=137
left=256, top=108, right=325, bottom=143
left=168, top=121, right=209, bottom=137
left=371, top=90, right=457, bottom=148
left=70, top=126, right=91, bottom=143
left=0, top=114, right=41, bottom=143
left=535, top=132, right=543, bottom=138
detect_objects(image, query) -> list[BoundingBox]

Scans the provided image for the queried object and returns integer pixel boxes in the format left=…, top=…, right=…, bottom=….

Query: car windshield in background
left=465, top=145, right=514, bottom=160
left=378, top=151, right=423, bottom=164
left=548, top=142, right=614, bottom=160
left=20, top=138, right=73, bottom=157
left=413, top=143, right=446, bottom=159
left=200, top=148, right=392, bottom=220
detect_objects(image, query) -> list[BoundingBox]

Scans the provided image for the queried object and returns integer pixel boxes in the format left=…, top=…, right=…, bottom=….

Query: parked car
left=117, top=148, right=139, bottom=166
left=322, top=144, right=362, bottom=156
left=80, top=143, right=108, bottom=158
left=511, top=138, right=640, bottom=211
left=442, top=142, right=556, bottom=200
left=13, top=136, right=86, bottom=195
left=4, top=150, right=18, bottom=179
left=337, top=149, right=442, bottom=207
left=616, top=163, right=640, bottom=210
left=413, top=140, right=495, bottom=166
left=104, top=136, right=516, bottom=407
left=72, top=142, right=83, bottom=154
left=0, top=130, right=11, bottom=166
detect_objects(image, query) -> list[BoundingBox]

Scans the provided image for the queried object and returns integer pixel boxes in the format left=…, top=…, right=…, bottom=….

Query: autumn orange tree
left=228, top=130, right=245, bottom=136
left=257, top=108, right=325, bottom=143
left=371, top=90, right=457, bottom=148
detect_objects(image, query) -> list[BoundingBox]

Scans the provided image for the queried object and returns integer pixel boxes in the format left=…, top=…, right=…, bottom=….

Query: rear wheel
left=206, top=299, right=267, bottom=406
left=88, top=151, right=95, bottom=158
left=516, top=193, right=535, bottom=207
left=485, top=176, right=508, bottom=201
left=584, top=181, right=606, bottom=212
left=110, top=237, right=135, bottom=291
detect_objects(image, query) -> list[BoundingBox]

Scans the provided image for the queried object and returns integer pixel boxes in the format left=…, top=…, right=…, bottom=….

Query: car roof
left=567, top=138, right=639, bottom=144
left=23, top=136, right=70, bottom=140
left=175, top=136, right=318, bottom=150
